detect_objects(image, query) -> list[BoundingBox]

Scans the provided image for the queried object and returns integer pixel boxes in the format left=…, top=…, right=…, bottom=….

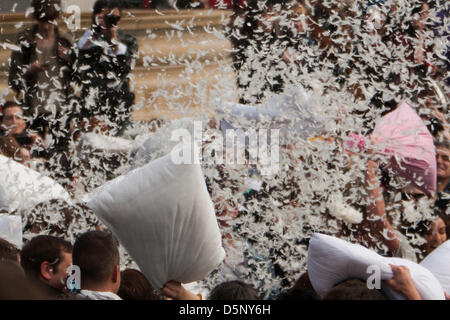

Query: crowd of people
left=0, top=230, right=440, bottom=300
left=0, top=0, right=449, bottom=300
left=3, top=0, right=137, bottom=187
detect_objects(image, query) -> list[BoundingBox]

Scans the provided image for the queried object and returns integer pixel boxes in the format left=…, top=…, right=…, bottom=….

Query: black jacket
left=74, top=30, right=138, bottom=129
left=9, top=25, right=75, bottom=111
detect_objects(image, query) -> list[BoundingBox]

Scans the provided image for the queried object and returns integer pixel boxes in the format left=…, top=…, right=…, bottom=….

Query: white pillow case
left=84, top=149, right=225, bottom=289
left=0, top=214, right=22, bottom=249
left=307, top=233, right=445, bottom=300
left=420, top=240, right=450, bottom=294
left=0, top=155, right=72, bottom=212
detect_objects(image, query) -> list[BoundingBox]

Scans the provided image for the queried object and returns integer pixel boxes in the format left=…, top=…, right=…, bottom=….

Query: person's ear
left=40, top=261, right=54, bottom=281
left=111, top=265, right=120, bottom=283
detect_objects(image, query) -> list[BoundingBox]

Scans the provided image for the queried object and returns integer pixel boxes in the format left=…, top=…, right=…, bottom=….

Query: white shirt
left=78, top=29, right=127, bottom=56
left=77, top=289, right=122, bottom=300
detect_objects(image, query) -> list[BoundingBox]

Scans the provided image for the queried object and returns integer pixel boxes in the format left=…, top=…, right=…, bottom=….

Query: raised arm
left=364, top=160, right=400, bottom=254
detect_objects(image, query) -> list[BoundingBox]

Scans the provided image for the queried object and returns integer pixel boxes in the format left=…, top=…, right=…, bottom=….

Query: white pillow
left=0, top=155, right=72, bottom=212
left=307, top=233, right=445, bottom=300
left=84, top=148, right=226, bottom=289
left=0, top=214, right=22, bottom=249
left=420, top=240, right=450, bottom=294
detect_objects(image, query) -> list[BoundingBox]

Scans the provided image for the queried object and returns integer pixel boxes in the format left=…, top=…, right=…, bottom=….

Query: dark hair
left=399, top=208, right=448, bottom=261
left=0, top=260, right=51, bottom=299
left=208, top=280, right=259, bottom=300
left=277, top=287, right=319, bottom=300
left=117, top=269, right=159, bottom=300
left=93, top=0, right=108, bottom=16
left=435, top=138, right=450, bottom=150
left=0, top=136, right=20, bottom=158
left=292, top=271, right=315, bottom=290
left=92, top=0, right=123, bottom=25
left=322, top=278, right=386, bottom=300
left=0, top=237, right=20, bottom=263
left=1, top=101, right=21, bottom=113
left=20, top=235, right=72, bottom=280
left=72, top=231, right=119, bottom=288
left=412, top=213, right=447, bottom=237
left=31, top=0, right=61, bottom=21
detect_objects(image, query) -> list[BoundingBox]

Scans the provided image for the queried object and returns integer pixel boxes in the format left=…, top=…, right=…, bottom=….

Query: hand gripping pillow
left=0, top=155, right=72, bottom=212
left=307, top=233, right=445, bottom=300
left=420, top=240, right=450, bottom=294
left=84, top=149, right=226, bottom=289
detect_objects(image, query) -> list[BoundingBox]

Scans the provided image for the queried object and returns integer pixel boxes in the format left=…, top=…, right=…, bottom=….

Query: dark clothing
left=8, top=25, right=76, bottom=155
left=28, top=278, right=73, bottom=300
left=74, top=30, right=137, bottom=136
left=435, top=182, right=449, bottom=213
left=8, top=25, right=75, bottom=121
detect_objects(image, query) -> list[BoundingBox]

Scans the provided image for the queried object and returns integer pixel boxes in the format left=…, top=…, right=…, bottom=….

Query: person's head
left=277, top=287, right=319, bottom=300
left=20, top=235, right=73, bottom=292
left=0, top=260, right=50, bottom=299
left=208, top=280, right=259, bottom=300
left=92, top=0, right=122, bottom=32
left=117, top=269, right=159, bottom=300
left=322, top=278, right=386, bottom=300
left=0, top=101, right=26, bottom=137
left=0, top=237, right=21, bottom=264
left=421, top=215, right=448, bottom=257
left=436, top=139, right=450, bottom=181
left=72, top=230, right=120, bottom=293
left=31, top=0, right=61, bottom=25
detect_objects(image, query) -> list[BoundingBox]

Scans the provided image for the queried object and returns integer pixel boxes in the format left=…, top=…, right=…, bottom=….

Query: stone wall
left=0, top=9, right=235, bottom=120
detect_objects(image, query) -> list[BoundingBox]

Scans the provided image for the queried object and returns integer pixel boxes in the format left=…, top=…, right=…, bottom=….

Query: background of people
left=0, top=0, right=448, bottom=300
